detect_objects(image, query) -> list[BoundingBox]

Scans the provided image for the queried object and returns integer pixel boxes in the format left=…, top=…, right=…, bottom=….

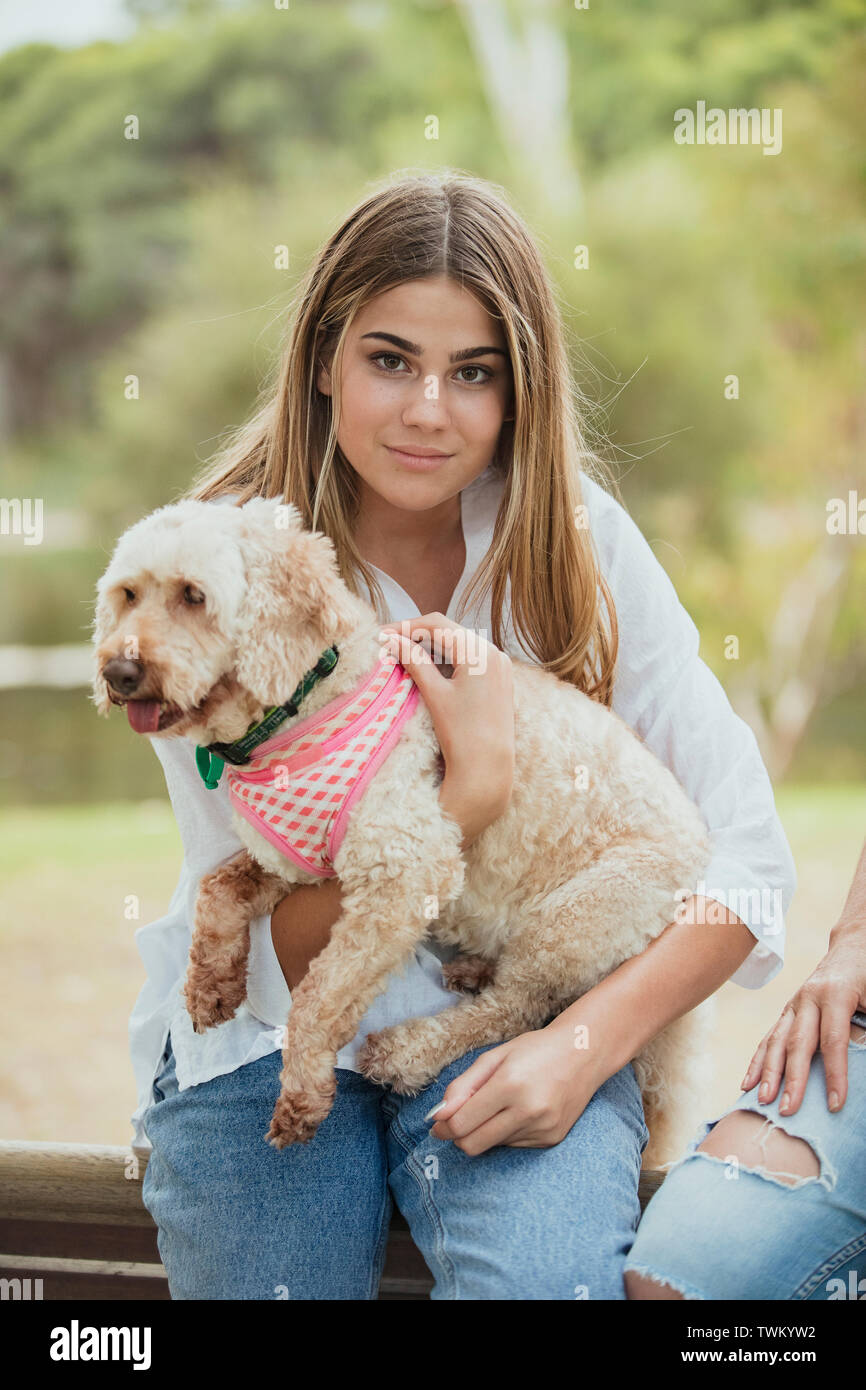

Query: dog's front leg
left=185, top=850, right=288, bottom=1032
left=265, top=862, right=463, bottom=1149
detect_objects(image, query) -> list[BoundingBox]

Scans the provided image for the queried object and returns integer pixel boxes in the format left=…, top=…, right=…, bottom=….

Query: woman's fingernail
left=759, top=1082, right=769, bottom=1101
left=780, top=1092, right=790, bottom=1113
left=740, top=1072, right=751, bottom=1089
left=829, top=1090, right=840, bottom=1111
left=424, top=1100, right=447, bottom=1122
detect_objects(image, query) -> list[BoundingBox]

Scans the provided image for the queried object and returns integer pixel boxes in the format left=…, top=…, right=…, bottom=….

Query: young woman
left=135, top=170, right=796, bottom=1300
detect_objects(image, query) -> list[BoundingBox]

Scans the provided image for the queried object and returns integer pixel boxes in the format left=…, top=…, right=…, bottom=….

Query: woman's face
left=316, top=274, right=513, bottom=516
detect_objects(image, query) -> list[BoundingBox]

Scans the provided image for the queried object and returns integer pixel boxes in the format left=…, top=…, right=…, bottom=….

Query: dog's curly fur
left=92, top=496, right=714, bottom=1166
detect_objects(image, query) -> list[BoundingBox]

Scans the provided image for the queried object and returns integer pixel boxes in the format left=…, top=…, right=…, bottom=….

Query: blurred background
left=1, top=0, right=864, bottom=1148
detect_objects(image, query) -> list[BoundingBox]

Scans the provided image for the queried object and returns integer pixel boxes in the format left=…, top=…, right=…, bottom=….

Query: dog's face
left=91, top=497, right=360, bottom=745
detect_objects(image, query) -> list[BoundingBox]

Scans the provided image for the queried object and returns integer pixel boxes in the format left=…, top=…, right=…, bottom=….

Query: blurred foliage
left=0, top=0, right=863, bottom=784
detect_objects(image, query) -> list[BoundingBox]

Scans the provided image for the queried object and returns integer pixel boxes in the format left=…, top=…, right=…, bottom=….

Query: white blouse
left=127, top=466, right=796, bottom=1152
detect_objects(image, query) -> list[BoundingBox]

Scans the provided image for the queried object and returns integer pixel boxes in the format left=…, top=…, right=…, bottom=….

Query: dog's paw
left=264, top=1085, right=334, bottom=1149
left=184, top=985, right=245, bottom=1033
left=357, top=1027, right=435, bottom=1096
left=184, top=968, right=247, bottom=1033
left=441, top=954, right=495, bottom=994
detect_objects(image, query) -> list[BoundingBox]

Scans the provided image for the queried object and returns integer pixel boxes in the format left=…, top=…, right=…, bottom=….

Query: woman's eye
left=372, top=352, right=408, bottom=373
left=455, top=365, right=493, bottom=384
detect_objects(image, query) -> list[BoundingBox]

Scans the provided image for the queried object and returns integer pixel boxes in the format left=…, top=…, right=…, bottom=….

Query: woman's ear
left=316, top=356, right=333, bottom=397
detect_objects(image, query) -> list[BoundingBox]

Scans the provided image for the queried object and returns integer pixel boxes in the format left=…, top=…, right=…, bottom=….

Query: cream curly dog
left=92, top=496, right=713, bottom=1165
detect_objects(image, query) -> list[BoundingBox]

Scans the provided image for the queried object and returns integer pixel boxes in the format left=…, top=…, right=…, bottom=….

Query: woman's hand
left=740, top=923, right=866, bottom=1116
left=427, top=1021, right=606, bottom=1155
left=379, top=613, right=515, bottom=819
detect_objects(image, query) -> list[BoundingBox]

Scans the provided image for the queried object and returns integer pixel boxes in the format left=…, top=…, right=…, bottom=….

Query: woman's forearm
left=270, top=772, right=504, bottom=989
left=545, top=895, right=757, bottom=1086
left=438, top=769, right=509, bottom=852
left=831, top=836, right=866, bottom=941
left=270, top=879, right=344, bottom=991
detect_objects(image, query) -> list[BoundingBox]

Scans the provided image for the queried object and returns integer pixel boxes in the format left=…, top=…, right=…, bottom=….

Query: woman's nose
left=400, top=373, right=451, bottom=424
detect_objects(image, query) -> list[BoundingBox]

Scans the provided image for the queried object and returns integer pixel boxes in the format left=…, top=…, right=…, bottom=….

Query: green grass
left=775, top=783, right=866, bottom=847
left=0, top=799, right=179, bottom=876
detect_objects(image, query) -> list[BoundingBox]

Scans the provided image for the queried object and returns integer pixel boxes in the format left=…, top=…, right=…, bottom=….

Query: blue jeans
left=625, top=1029, right=866, bottom=1299
left=142, top=1034, right=649, bottom=1299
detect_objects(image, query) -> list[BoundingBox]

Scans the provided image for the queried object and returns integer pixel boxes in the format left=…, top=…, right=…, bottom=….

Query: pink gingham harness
left=226, top=652, right=420, bottom=878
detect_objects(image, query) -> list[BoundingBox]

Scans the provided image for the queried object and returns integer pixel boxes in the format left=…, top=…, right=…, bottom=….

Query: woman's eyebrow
left=360, top=331, right=508, bottom=363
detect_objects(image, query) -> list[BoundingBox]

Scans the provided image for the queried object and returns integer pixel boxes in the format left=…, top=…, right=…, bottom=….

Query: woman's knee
left=625, top=1109, right=828, bottom=1300
left=697, top=1110, right=821, bottom=1186
left=625, top=1267, right=683, bottom=1300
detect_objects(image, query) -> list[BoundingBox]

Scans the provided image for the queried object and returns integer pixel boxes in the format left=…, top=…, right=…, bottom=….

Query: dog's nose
left=102, top=657, right=147, bottom=696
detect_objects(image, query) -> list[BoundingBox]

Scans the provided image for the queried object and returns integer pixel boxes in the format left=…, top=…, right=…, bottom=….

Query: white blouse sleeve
left=583, top=474, right=796, bottom=989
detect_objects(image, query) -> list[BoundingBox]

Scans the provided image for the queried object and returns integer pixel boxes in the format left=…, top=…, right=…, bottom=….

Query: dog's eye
left=183, top=584, right=205, bottom=605
left=123, top=588, right=135, bottom=603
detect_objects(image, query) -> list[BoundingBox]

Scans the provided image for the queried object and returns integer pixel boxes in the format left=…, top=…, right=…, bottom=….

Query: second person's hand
left=740, top=925, right=866, bottom=1116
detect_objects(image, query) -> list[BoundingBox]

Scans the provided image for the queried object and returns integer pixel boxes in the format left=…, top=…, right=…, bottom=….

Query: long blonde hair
left=185, top=170, right=620, bottom=704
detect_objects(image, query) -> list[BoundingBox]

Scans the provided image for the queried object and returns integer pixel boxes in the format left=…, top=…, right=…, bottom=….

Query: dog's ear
left=234, top=498, right=358, bottom=706
left=89, top=575, right=123, bottom=717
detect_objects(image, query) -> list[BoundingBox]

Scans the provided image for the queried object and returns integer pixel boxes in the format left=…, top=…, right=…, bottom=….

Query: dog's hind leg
left=184, top=849, right=288, bottom=1033
left=358, top=974, right=554, bottom=1095
left=441, top=954, right=496, bottom=993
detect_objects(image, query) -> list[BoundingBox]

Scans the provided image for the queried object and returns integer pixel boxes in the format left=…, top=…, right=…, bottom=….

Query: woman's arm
left=546, top=896, right=755, bottom=1073
left=271, top=769, right=511, bottom=991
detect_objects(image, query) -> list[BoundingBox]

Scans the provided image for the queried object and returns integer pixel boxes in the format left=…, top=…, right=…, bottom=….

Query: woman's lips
left=386, top=446, right=453, bottom=472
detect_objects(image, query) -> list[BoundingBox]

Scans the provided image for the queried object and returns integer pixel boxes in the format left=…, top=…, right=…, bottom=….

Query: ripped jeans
left=625, top=1016, right=866, bottom=1299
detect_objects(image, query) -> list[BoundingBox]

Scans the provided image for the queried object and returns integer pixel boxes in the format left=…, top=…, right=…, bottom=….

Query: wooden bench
left=0, top=1140, right=664, bottom=1300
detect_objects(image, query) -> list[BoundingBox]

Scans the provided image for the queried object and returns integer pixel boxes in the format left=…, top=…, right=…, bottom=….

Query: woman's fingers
left=380, top=630, right=446, bottom=705
left=380, top=615, right=514, bottom=800
left=380, top=613, right=490, bottom=674
left=446, top=1107, right=529, bottom=1155
left=777, top=998, right=820, bottom=1115
left=427, top=1044, right=510, bottom=1138
left=756, top=1006, right=796, bottom=1104
left=818, top=994, right=859, bottom=1111
left=741, top=1029, right=772, bottom=1092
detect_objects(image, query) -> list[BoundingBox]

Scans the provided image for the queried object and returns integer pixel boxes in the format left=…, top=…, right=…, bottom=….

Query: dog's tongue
left=127, top=699, right=161, bottom=734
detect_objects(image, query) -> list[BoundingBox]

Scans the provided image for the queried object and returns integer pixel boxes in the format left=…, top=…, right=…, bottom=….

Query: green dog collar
left=195, top=644, right=339, bottom=790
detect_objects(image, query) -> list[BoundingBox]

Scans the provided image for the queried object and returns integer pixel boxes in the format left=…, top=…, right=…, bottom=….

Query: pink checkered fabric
left=226, top=651, right=420, bottom=878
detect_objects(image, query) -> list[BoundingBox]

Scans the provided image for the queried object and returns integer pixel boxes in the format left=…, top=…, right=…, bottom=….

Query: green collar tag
left=195, top=745, right=225, bottom=790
